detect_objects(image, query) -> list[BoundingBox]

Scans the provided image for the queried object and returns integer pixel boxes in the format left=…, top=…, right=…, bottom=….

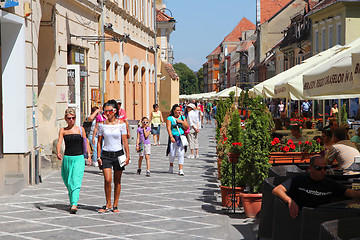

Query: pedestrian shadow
left=34, top=202, right=99, bottom=213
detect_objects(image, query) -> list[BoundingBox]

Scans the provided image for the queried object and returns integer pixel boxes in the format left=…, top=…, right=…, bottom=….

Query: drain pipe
left=30, top=0, right=40, bottom=184
left=154, top=5, right=158, bottom=104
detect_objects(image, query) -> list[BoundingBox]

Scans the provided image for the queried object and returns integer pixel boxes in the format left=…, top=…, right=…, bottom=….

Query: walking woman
left=166, top=104, right=189, bottom=176
left=56, top=108, right=91, bottom=214
left=149, top=103, right=164, bottom=146
left=97, top=100, right=130, bottom=213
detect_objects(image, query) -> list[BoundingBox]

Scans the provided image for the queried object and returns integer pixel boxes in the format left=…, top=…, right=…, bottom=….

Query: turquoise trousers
left=61, top=155, right=85, bottom=206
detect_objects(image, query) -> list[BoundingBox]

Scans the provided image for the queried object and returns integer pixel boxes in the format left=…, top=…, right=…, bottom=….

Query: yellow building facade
left=309, top=1, right=360, bottom=55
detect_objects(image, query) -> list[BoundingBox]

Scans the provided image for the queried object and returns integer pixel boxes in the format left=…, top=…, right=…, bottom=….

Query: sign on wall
left=0, top=0, right=19, bottom=8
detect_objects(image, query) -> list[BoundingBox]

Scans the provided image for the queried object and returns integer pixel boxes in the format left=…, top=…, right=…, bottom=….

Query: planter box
left=269, top=152, right=317, bottom=165
left=220, top=185, right=244, bottom=208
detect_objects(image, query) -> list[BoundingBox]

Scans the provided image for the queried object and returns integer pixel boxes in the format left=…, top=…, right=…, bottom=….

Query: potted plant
left=226, top=110, right=242, bottom=163
left=237, top=96, right=272, bottom=218
left=219, top=106, right=245, bottom=208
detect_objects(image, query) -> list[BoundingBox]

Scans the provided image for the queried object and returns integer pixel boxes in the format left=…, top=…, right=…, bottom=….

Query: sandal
left=98, top=205, right=111, bottom=213
left=70, top=205, right=77, bottom=214
left=112, top=206, right=120, bottom=213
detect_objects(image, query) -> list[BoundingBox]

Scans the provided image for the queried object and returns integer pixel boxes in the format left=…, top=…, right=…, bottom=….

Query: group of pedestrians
left=56, top=99, right=207, bottom=214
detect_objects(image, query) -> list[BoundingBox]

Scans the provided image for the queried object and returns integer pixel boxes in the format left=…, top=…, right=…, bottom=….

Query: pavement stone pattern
left=0, top=122, right=258, bottom=239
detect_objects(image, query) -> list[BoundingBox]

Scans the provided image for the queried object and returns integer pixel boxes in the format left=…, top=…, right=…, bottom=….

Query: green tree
left=174, top=62, right=199, bottom=94
left=196, top=67, right=204, bottom=93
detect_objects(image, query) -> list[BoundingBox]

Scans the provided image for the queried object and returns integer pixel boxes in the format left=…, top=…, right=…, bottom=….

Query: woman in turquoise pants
left=56, top=108, right=91, bottom=214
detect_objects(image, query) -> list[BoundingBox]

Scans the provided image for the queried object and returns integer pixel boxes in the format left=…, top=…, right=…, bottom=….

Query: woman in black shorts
left=97, top=100, right=130, bottom=213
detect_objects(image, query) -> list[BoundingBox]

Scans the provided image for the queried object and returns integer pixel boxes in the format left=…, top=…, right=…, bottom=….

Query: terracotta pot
left=228, top=153, right=240, bottom=163
left=241, top=193, right=262, bottom=218
left=220, top=185, right=244, bottom=208
left=268, top=152, right=318, bottom=165
left=217, top=158, right=222, bottom=179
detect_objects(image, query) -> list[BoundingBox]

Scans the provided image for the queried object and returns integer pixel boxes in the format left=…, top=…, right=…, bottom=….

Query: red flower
left=316, top=138, right=321, bottom=143
left=298, top=141, right=302, bottom=145
left=271, top=141, right=276, bottom=146
left=273, top=138, right=280, bottom=144
left=232, top=142, right=242, bottom=146
left=283, top=146, right=290, bottom=152
left=304, top=141, right=312, bottom=145
left=290, top=144, right=296, bottom=150
left=287, top=139, right=294, bottom=145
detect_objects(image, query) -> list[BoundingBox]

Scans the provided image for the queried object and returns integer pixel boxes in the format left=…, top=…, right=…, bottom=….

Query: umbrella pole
left=323, top=100, right=326, bottom=128
left=312, top=100, right=315, bottom=119
left=298, top=101, right=301, bottom=117
left=338, top=99, right=341, bottom=123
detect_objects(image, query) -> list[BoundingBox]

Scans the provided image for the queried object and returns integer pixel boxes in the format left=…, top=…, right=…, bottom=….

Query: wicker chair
left=320, top=217, right=360, bottom=240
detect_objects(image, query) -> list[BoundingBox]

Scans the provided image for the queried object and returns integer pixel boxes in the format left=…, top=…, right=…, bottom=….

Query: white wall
left=1, top=11, right=27, bottom=153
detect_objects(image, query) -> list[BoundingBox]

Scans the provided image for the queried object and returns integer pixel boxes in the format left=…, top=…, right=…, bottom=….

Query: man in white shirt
left=187, top=103, right=200, bottom=159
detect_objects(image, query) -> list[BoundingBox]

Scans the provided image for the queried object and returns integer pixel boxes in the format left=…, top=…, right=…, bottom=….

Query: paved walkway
left=0, top=122, right=257, bottom=239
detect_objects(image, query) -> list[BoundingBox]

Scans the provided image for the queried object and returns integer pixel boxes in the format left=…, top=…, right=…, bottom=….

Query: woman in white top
left=97, top=100, right=130, bottom=213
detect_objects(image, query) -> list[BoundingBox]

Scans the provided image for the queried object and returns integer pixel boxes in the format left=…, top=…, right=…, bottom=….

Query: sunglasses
left=142, top=121, right=149, bottom=124
left=104, top=109, right=116, bottom=113
left=313, top=165, right=330, bottom=171
left=67, top=117, right=76, bottom=120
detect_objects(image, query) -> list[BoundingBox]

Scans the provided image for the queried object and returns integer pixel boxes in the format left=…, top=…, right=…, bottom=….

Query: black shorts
left=100, top=150, right=125, bottom=171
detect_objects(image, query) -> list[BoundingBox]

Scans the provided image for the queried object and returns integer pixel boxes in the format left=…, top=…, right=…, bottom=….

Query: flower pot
left=228, top=153, right=240, bottom=163
left=220, top=185, right=244, bottom=208
left=241, top=193, right=262, bottom=218
left=268, top=152, right=317, bottom=165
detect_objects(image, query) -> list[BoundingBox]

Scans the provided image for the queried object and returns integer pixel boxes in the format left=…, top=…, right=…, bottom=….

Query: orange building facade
left=104, top=0, right=156, bottom=120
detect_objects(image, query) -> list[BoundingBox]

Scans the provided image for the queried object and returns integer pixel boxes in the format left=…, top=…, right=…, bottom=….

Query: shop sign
left=75, top=52, right=85, bottom=64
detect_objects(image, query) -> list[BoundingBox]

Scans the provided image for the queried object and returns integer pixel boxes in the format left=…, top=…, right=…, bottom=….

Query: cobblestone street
left=0, top=123, right=257, bottom=240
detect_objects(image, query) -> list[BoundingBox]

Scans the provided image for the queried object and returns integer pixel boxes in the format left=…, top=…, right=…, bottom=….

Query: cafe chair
left=300, top=204, right=360, bottom=240
left=272, top=197, right=302, bottom=240
left=320, top=217, right=360, bottom=240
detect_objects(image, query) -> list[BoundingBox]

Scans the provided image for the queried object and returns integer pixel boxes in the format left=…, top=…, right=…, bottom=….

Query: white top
left=188, top=110, right=200, bottom=130
left=98, top=123, right=127, bottom=152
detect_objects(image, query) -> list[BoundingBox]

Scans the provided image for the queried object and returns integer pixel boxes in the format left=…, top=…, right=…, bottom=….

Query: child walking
left=136, top=117, right=151, bottom=176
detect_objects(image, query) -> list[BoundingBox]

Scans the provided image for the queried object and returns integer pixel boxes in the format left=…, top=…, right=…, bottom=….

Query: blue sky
left=165, top=0, right=256, bottom=71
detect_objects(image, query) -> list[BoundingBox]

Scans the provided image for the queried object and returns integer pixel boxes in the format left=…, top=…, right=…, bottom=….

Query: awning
left=262, top=45, right=342, bottom=99
left=303, top=38, right=360, bottom=98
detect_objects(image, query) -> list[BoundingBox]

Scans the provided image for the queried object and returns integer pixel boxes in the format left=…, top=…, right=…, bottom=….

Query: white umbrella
left=303, top=38, right=360, bottom=98
left=215, top=86, right=242, bottom=99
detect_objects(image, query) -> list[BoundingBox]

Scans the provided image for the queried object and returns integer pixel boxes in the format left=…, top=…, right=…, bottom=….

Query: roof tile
left=307, top=0, right=337, bottom=15
left=163, top=62, right=179, bottom=80
left=156, top=9, right=172, bottom=22
left=260, top=0, right=293, bottom=23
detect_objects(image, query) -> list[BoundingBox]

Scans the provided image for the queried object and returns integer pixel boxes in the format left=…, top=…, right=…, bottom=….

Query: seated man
left=289, top=124, right=306, bottom=143
left=327, top=127, right=360, bottom=169
left=272, top=155, right=360, bottom=218
left=323, top=118, right=339, bottom=132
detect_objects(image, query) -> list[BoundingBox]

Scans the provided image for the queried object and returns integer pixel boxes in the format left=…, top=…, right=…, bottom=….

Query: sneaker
left=179, top=169, right=184, bottom=176
left=158, top=141, right=160, bottom=145
left=146, top=170, right=150, bottom=177
left=92, top=161, right=99, bottom=167
left=195, top=155, right=200, bottom=159
left=168, top=166, right=173, bottom=174
left=137, top=169, right=141, bottom=175
left=188, top=155, right=195, bottom=159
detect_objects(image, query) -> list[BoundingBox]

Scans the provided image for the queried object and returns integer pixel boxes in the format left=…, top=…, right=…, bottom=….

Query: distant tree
left=196, top=67, right=204, bottom=93
left=173, top=62, right=199, bottom=94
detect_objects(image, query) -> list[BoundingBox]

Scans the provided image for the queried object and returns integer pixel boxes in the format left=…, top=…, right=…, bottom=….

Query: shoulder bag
left=173, top=117, right=188, bottom=147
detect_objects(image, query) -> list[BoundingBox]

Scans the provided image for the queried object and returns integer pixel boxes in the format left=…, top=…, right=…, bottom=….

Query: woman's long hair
left=169, top=104, right=180, bottom=117
left=103, top=99, right=119, bottom=118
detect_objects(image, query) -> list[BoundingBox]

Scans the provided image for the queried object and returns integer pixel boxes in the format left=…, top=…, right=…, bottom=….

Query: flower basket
left=228, top=152, right=240, bottom=164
